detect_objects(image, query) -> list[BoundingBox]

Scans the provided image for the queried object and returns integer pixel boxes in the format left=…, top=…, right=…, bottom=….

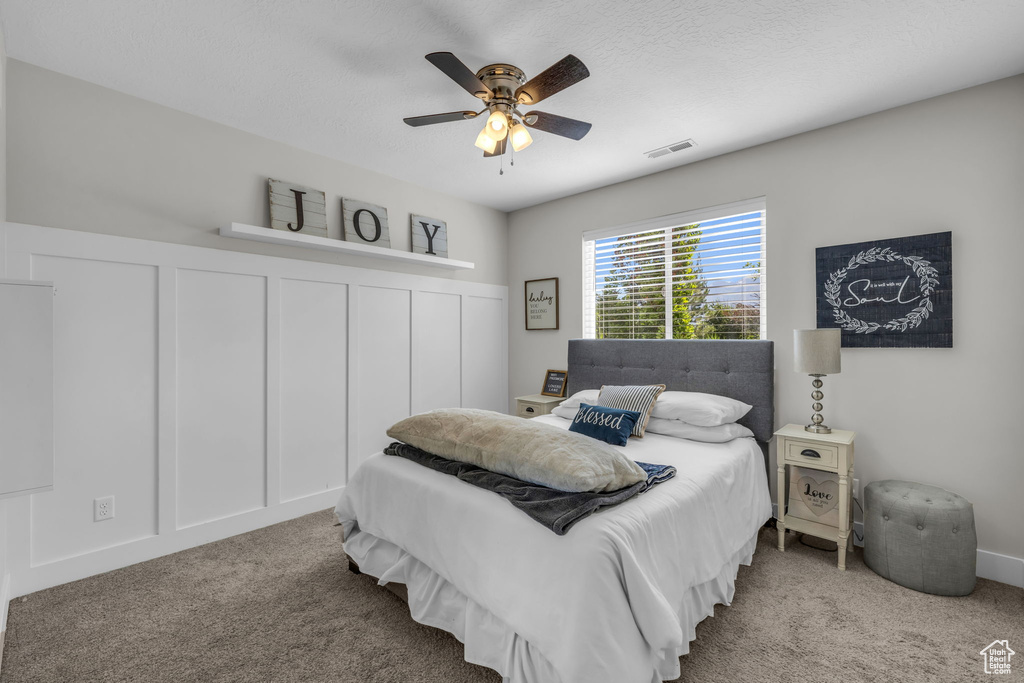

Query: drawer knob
left=525, top=406, right=535, bottom=413
left=800, top=448, right=821, bottom=458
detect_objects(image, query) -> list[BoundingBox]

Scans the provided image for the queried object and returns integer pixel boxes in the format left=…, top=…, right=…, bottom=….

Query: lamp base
left=806, top=375, right=831, bottom=434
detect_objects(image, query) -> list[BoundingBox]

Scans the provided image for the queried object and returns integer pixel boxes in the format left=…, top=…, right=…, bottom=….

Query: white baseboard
left=771, top=504, right=1023, bottom=588
left=977, top=550, right=1024, bottom=589
left=1, top=571, right=10, bottom=632
left=10, top=488, right=342, bottom=599
left=1, top=571, right=10, bottom=678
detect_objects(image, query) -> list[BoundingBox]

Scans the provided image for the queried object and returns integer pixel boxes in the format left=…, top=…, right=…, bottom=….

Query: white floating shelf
left=221, top=222, right=475, bottom=270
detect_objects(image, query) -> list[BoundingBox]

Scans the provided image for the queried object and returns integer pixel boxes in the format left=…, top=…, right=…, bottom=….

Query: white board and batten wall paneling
left=0, top=221, right=508, bottom=597
left=0, top=279, right=54, bottom=501
left=463, top=294, right=508, bottom=413
left=176, top=270, right=267, bottom=528
left=412, top=291, right=462, bottom=415
left=351, top=286, right=412, bottom=475
left=279, top=279, right=348, bottom=502
left=28, top=259, right=157, bottom=566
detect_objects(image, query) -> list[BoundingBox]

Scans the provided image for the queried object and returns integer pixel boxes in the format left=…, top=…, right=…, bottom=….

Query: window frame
left=582, top=197, right=767, bottom=340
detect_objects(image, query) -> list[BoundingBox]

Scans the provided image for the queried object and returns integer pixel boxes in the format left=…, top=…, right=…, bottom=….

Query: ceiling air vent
left=645, top=139, right=696, bottom=159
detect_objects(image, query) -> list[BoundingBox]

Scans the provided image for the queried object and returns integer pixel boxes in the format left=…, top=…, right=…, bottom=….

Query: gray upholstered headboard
left=567, top=339, right=775, bottom=470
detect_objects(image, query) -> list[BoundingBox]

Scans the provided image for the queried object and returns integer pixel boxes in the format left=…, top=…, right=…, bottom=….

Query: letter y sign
left=410, top=215, right=448, bottom=258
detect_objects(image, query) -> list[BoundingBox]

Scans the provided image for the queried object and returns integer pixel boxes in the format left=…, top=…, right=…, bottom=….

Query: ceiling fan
left=403, top=52, right=592, bottom=157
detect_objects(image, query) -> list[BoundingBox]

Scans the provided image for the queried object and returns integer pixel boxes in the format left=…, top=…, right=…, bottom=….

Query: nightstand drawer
left=514, top=394, right=563, bottom=419
left=517, top=402, right=545, bottom=418
left=784, top=439, right=839, bottom=469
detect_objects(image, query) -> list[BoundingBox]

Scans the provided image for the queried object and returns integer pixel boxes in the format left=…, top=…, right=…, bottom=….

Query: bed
left=335, top=338, right=774, bottom=683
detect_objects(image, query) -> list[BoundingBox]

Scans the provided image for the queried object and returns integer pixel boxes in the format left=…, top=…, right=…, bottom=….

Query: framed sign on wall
left=541, top=370, right=568, bottom=397
left=268, top=179, right=328, bottom=238
left=525, top=277, right=559, bottom=330
left=816, top=231, right=952, bottom=348
left=411, top=215, right=448, bottom=258
left=342, top=198, right=391, bottom=248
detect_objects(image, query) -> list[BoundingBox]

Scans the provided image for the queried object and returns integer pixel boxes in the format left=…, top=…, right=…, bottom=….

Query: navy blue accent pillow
left=568, top=403, right=642, bottom=447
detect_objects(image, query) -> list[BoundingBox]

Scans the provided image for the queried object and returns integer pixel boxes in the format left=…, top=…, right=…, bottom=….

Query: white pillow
left=644, top=417, right=754, bottom=443
left=552, top=404, right=581, bottom=420
left=650, top=391, right=752, bottom=427
left=558, top=389, right=600, bottom=412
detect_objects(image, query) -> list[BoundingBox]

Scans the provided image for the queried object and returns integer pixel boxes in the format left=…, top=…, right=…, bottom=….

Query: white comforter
left=335, top=415, right=772, bottom=683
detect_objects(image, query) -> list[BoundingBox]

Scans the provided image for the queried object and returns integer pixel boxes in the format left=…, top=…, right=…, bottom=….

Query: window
left=583, top=198, right=766, bottom=340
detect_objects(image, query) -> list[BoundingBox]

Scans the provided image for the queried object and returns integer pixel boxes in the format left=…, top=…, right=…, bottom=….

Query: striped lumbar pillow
left=597, top=384, right=666, bottom=438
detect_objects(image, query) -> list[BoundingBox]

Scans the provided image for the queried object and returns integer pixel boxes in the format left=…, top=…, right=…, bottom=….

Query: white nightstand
left=775, top=423, right=856, bottom=570
left=514, top=394, right=564, bottom=419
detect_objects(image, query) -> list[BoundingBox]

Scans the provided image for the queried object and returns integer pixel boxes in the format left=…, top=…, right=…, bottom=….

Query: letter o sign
left=352, top=208, right=382, bottom=243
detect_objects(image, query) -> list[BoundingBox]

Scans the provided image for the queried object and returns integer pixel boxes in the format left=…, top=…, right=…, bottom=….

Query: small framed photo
left=525, top=277, right=559, bottom=330
left=541, top=370, right=568, bottom=397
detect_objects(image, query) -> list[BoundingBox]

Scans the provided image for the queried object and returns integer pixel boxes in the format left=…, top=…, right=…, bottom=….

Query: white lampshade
left=484, top=110, right=509, bottom=141
left=794, top=329, right=841, bottom=375
left=474, top=127, right=498, bottom=153
left=510, top=122, right=533, bottom=151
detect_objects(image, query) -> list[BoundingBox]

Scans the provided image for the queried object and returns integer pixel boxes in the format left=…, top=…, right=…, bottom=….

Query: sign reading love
left=797, top=475, right=839, bottom=517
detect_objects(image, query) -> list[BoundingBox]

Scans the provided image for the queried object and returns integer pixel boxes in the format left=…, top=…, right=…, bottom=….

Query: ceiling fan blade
left=523, top=111, right=592, bottom=140
left=483, top=136, right=508, bottom=157
left=515, top=55, right=589, bottom=105
left=403, top=111, right=479, bottom=127
left=425, top=52, right=494, bottom=100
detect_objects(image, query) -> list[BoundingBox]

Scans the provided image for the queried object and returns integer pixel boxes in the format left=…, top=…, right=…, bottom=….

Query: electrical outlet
left=94, top=496, right=115, bottom=522
left=853, top=478, right=860, bottom=500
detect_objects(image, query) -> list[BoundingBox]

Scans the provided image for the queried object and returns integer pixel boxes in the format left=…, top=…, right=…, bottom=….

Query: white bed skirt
left=343, top=529, right=760, bottom=683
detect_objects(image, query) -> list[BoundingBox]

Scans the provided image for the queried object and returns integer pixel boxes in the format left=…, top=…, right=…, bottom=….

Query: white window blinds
left=583, top=198, right=766, bottom=340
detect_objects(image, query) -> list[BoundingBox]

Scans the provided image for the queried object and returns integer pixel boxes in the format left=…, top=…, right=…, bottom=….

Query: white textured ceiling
left=3, top=0, right=1023, bottom=211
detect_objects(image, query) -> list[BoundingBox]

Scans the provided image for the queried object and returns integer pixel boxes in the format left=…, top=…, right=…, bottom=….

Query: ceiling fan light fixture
left=484, top=110, right=509, bottom=141
left=474, top=127, right=498, bottom=153
left=510, top=122, right=533, bottom=151
left=408, top=51, right=592, bottom=160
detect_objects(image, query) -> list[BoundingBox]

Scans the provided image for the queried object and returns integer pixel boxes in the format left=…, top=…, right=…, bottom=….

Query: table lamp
left=794, top=329, right=841, bottom=434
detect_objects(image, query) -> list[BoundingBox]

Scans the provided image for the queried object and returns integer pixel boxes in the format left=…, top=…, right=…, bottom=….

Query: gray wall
left=0, top=33, right=8, bottom=641
left=508, top=75, right=1024, bottom=560
left=0, top=35, right=6, bottom=220
left=6, top=61, right=508, bottom=285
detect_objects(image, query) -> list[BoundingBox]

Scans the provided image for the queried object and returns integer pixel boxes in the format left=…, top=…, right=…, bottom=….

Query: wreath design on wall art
left=823, top=247, right=939, bottom=334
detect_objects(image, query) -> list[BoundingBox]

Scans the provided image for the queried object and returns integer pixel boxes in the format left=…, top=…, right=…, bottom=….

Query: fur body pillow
left=387, top=408, right=646, bottom=493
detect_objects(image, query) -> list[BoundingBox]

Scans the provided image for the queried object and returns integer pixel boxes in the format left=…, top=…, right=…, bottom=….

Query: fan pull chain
left=499, top=151, right=504, bottom=176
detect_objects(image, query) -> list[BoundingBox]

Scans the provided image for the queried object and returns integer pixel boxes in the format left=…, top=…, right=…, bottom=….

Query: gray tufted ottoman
left=863, top=480, right=976, bottom=596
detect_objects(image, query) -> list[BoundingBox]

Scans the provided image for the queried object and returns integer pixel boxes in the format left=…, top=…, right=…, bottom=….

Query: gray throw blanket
left=384, top=442, right=674, bottom=535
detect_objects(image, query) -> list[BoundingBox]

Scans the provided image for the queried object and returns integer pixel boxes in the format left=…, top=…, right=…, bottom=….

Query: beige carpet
left=2, top=510, right=1021, bottom=682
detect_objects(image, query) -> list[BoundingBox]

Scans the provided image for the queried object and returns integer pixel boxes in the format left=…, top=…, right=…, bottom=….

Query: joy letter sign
left=268, top=180, right=452, bottom=260
left=816, top=232, right=952, bottom=348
